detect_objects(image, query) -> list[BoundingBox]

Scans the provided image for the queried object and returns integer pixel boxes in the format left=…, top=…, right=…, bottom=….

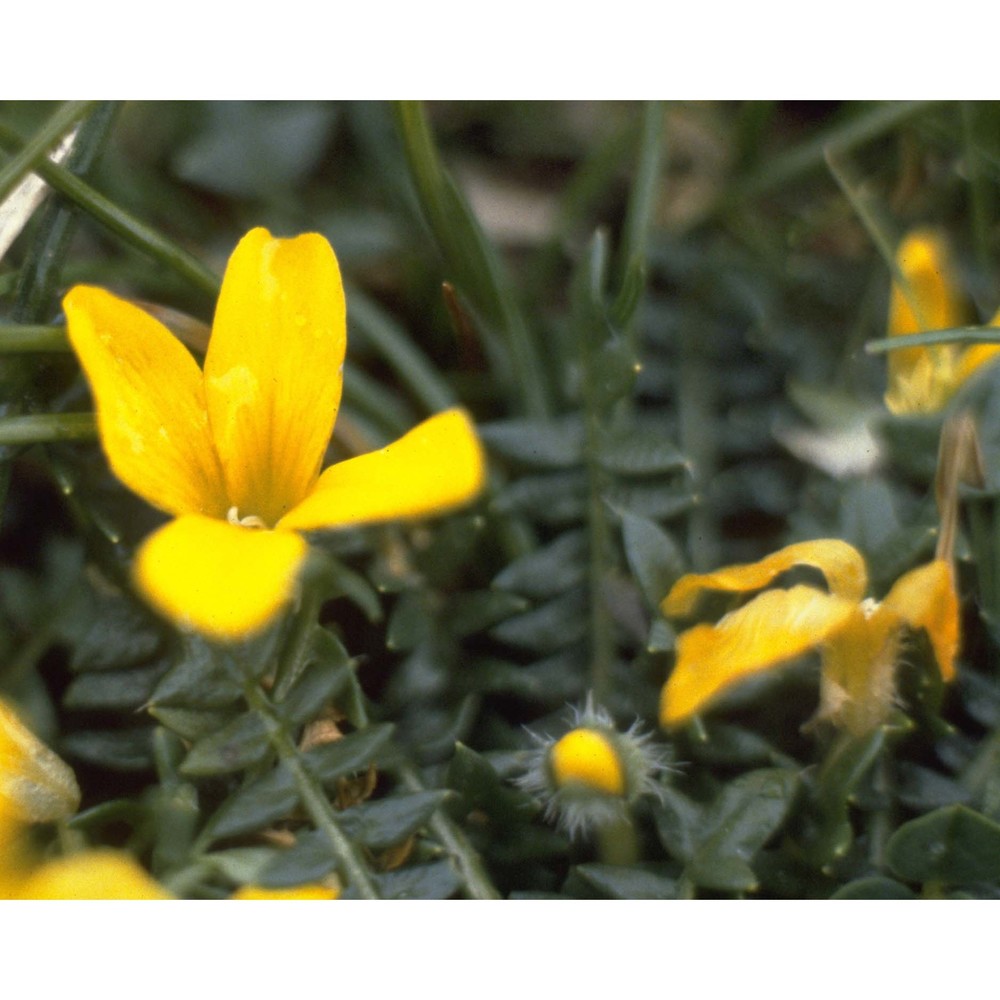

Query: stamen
left=226, top=506, right=267, bottom=530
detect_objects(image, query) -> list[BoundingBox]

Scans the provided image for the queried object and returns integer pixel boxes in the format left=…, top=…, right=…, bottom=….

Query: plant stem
left=0, top=122, right=219, bottom=298
left=616, top=101, right=665, bottom=352
left=394, top=101, right=550, bottom=419
left=0, top=412, right=95, bottom=444
left=243, top=679, right=380, bottom=899
left=597, top=815, right=638, bottom=866
left=0, top=324, right=69, bottom=352
left=0, top=101, right=96, bottom=206
left=734, top=101, right=935, bottom=203
left=272, top=584, right=324, bottom=701
left=397, top=761, right=501, bottom=900
left=576, top=234, right=616, bottom=704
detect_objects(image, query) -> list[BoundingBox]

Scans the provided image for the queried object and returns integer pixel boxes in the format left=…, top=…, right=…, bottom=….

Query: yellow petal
left=204, top=228, right=347, bottom=527
left=662, top=538, right=868, bottom=618
left=881, top=559, right=960, bottom=682
left=885, top=230, right=967, bottom=415
left=888, top=229, right=965, bottom=337
left=63, top=286, right=228, bottom=518
left=0, top=697, right=80, bottom=823
left=0, top=820, right=35, bottom=898
left=954, top=341, right=1000, bottom=390
left=232, top=883, right=340, bottom=900
left=278, top=409, right=486, bottom=532
left=817, top=604, right=900, bottom=734
left=549, top=728, right=625, bottom=796
left=15, top=850, right=171, bottom=899
left=134, top=515, right=308, bottom=643
left=661, top=585, right=857, bottom=726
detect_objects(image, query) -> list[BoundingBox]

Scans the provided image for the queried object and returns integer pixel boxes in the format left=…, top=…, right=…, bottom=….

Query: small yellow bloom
left=517, top=696, right=669, bottom=836
left=885, top=229, right=1000, bottom=415
left=660, top=539, right=959, bottom=734
left=64, top=228, right=486, bottom=642
left=14, top=850, right=172, bottom=900
left=232, top=882, right=339, bottom=900
left=550, top=728, right=626, bottom=796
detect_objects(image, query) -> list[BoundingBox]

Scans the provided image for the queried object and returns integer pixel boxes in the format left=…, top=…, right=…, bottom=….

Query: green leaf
left=479, top=416, right=585, bottom=468
left=61, top=728, right=154, bottom=772
left=606, top=481, right=695, bottom=522
left=492, top=530, right=588, bottom=600
left=488, top=588, right=587, bottom=653
left=70, top=596, right=163, bottom=672
left=691, top=723, right=797, bottom=770
left=337, top=790, right=450, bottom=852
left=180, top=712, right=270, bottom=777
left=258, top=831, right=338, bottom=886
left=448, top=590, right=531, bottom=637
left=598, top=428, right=687, bottom=477
left=491, top=472, right=588, bottom=524
left=324, top=559, right=384, bottom=623
left=686, top=768, right=800, bottom=893
left=278, top=632, right=352, bottom=726
left=895, top=763, right=972, bottom=811
left=646, top=617, right=676, bottom=653
left=306, top=723, right=397, bottom=785
left=150, top=636, right=243, bottom=710
left=652, top=786, right=705, bottom=864
left=147, top=706, right=236, bottom=743
left=447, top=743, right=536, bottom=826
left=887, top=805, right=1000, bottom=885
left=831, top=877, right=917, bottom=899
left=386, top=590, right=436, bottom=652
left=370, top=860, right=462, bottom=900
left=204, top=771, right=298, bottom=843
left=573, top=863, right=678, bottom=899
left=470, top=651, right=586, bottom=706
left=618, top=508, right=685, bottom=608
left=202, top=848, right=277, bottom=886
left=152, top=782, right=199, bottom=871
left=204, top=724, right=396, bottom=841
left=63, top=662, right=165, bottom=711
left=173, top=102, right=338, bottom=199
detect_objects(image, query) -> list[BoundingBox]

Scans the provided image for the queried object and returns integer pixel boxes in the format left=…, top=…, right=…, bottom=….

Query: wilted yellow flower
left=64, top=228, right=486, bottom=642
left=0, top=697, right=79, bottom=825
left=885, top=229, right=1000, bottom=415
left=0, top=696, right=169, bottom=899
left=232, top=883, right=339, bottom=900
left=660, top=539, right=959, bottom=734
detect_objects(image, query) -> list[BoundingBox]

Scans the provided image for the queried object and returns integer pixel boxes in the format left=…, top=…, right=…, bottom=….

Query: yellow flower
left=14, top=850, right=172, bottom=900
left=550, top=728, right=626, bottom=796
left=885, top=228, right=1000, bottom=415
left=64, top=227, right=486, bottom=642
left=0, top=696, right=169, bottom=899
left=232, top=882, right=339, bottom=900
left=660, top=539, right=959, bottom=734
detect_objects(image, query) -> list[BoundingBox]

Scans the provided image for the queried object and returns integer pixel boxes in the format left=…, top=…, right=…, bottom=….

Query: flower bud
left=516, top=695, right=670, bottom=837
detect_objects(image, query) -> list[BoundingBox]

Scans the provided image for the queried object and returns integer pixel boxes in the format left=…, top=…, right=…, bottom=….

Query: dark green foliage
left=7, top=100, right=1000, bottom=899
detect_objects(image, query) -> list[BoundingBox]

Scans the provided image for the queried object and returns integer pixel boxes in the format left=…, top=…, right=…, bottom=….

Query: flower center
left=226, top=506, right=268, bottom=530
left=860, top=597, right=880, bottom=619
